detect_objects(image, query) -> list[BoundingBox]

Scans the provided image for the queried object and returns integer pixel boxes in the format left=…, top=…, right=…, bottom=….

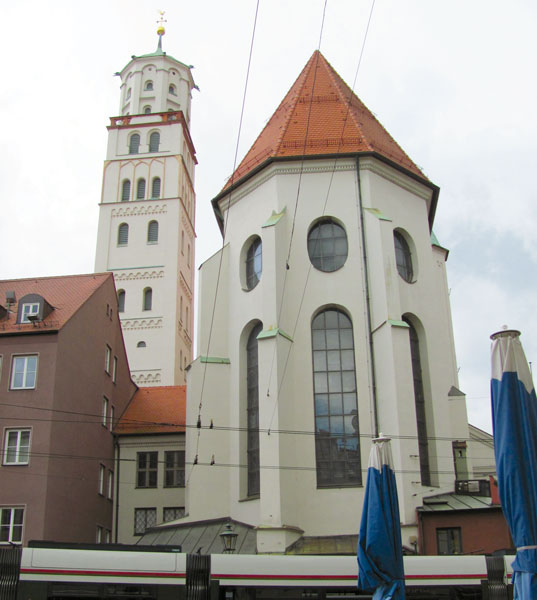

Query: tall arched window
left=311, top=308, right=361, bottom=486
left=394, top=231, right=413, bottom=282
left=151, top=177, right=161, bottom=198
left=136, top=178, right=146, bottom=200
left=117, top=290, right=125, bottom=313
left=149, top=132, right=160, bottom=152
left=121, top=179, right=131, bottom=202
left=147, top=220, right=159, bottom=243
left=405, top=317, right=431, bottom=486
left=247, top=322, right=263, bottom=496
left=245, top=237, right=262, bottom=290
left=143, top=288, right=152, bottom=311
left=169, top=84, right=177, bottom=95
left=117, top=223, right=129, bottom=246
left=129, top=133, right=140, bottom=154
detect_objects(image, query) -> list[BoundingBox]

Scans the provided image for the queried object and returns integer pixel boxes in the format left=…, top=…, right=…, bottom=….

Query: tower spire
left=156, top=10, right=167, bottom=52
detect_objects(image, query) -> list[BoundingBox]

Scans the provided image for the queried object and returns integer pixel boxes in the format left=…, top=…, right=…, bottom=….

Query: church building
left=175, top=50, right=471, bottom=553
left=95, top=25, right=196, bottom=386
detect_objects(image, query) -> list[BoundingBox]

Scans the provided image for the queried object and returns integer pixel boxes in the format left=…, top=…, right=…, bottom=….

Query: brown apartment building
left=0, top=273, right=137, bottom=545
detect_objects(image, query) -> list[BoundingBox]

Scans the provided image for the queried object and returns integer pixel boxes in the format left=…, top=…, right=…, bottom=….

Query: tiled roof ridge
left=0, top=272, right=110, bottom=285
left=320, top=53, right=423, bottom=176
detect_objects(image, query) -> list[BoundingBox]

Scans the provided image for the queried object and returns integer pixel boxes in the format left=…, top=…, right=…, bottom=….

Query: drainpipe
left=114, top=439, right=120, bottom=543
left=356, top=156, right=379, bottom=437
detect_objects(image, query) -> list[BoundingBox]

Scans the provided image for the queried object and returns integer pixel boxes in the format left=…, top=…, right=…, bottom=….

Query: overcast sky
left=1, top=1, right=536, bottom=434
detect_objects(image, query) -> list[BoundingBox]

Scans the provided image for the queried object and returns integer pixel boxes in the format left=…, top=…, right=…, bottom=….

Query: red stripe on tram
left=21, top=568, right=186, bottom=579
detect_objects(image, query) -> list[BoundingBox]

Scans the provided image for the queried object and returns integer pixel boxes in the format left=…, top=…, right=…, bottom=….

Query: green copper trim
left=200, top=356, right=230, bottom=364
left=388, top=319, right=409, bottom=329
left=257, top=327, right=293, bottom=342
left=262, top=207, right=287, bottom=228
left=365, top=207, right=391, bottom=221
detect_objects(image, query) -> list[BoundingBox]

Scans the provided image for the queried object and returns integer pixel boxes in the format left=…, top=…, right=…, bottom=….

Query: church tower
left=183, top=51, right=470, bottom=553
left=95, top=22, right=196, bottom=386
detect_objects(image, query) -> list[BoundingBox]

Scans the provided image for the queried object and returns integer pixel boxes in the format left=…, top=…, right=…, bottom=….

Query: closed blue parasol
left=491, top=328, right=537, bottom=598
left=357, top=435, right=405, bottom=599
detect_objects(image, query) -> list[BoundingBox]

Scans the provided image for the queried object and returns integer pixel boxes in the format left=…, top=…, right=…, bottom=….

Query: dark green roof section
left=365, top=207, right=391, bottom=221
left=262, top=207, right=286, bottom=228
left=431, top=230, right=449, bottom=254
left=257, top=327, right=293, bottom=342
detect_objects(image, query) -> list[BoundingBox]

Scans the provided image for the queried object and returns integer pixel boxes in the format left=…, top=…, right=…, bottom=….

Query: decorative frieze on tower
left=95, top=23, right=196, bottom=386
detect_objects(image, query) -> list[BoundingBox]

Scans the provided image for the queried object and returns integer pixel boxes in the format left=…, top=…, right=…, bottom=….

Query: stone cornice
left=112, top=203, right=168, bottom=217
left=113, top=269, right=164, bottom=281
left=120, top=318, right=163, bottom=330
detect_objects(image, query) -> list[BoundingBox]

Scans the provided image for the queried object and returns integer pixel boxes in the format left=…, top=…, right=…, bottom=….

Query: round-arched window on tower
left=136, top=178, right=146, bottom=200
left=151, top=177, right=161, bottom=199
left=129, top=133, right=140, bottom=154
left=143, top=106, right=151, bottom=115
left=117, top=223, right=129, bottom=246
left=169, top=84, right=177, bottom=96
left=307, top=218, right=348, bottom=272
left=137, top=341, right=146, bottom=348
left=142, top=287, right=152, bottom=311
left=144, top=81, right=153, bottom=91
left=394, top=230, right=413, bottom=282
left=149, top=131, right=160, bottom=153
left=244, top=237, right=262, bottom=290
left=121, top=179, right=131, bottom=202
left=117, top=290, right=125, bottom=313
left=147, top=220, right=159, bottom=244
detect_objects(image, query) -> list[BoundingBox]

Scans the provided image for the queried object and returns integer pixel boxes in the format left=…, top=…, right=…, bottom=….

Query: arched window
left=147, top=220, right=159, bottom=243
left=169, top=84, right=177, bottom=95
left=121, top=179, right=131, bottom=202
left=404, top=318, right=430, bottom=486
left=151, top=177, right=161, bottom=198
left=143, top=288, right=152, bottom=311
left=143, top=106, right=151, bottom=114
left=117, top=290, right=125, bottom=313
left=245, top=237, right=262, bottom=290
left=137, top=341, right=146, bottom=348
left=308, top=218, right=348, bottom=272
left=311, top=308, right=360, bottom=486
left=136, top=178, right=146, bottom=200
left=117, top=223, right=129, bottom=246
left=144, top=81, right=153, bottom=91
left=129, top=133, right=140, bottom=154
left=394, top=231, right=413, bottom=282
left=247, top=322, right=263, bottom=496
left=126, top=88, right=131, bottom=100
left=149, top=132, right=160, bottom=152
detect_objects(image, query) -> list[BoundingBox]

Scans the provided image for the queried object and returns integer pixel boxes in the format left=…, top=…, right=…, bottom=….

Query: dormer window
left=21, top=303, right=40, bottom=323
left=16, top=294, right=53, bottom=324
left=144, top=81, right=153, bottom=91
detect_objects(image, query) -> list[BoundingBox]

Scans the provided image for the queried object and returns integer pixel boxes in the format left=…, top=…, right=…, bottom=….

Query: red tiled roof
left=223, top=50, right=424, bottom=190
left=115, top=386, right=186, bottom=435
left=0, top=273, right=112, bottom=335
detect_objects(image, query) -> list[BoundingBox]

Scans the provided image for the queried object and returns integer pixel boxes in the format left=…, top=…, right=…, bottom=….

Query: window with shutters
left=147, top=220, right=159, bottom=244
left=164, top=451, right=185, bottom=487
left=312, top=308, right=361, bottom=487
left=117, top=290, right=125, bottom=313
left=151, top=177, right=161, bottom=198
left=129, top=133, right=140, bottom=154
left=136, top=178, right=146, bottom=200
left=246, top=322, right=262, bottom=497
left=3, top=429, right=31, bottom=465
left=149, top=131, right=160, bottom=152
left=121, top=179, right=131, bottom=202
left=117, top=223, right=129, bottom=246
left=0, top=507, right=24, bottom=543
left=143, top=288, right=152, bottom=311
left=405, top=317, right=431, bottom=486
left=137, top=452, right=158, bottom=488
left=134, top=508, right=156, bottom=535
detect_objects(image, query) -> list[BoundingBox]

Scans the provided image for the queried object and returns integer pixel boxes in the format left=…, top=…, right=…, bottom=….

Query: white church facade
left=179, top=51, right=471, bottom=553
left=95, top=28, right=196, bottom=386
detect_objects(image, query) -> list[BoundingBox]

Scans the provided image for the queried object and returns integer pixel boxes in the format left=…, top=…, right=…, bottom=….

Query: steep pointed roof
left=223, top=51, right=425, bottom=191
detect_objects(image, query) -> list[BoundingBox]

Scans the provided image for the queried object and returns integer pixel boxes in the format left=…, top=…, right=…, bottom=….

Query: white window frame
left=0, top=507, right=24, bottom=544
left=96, top=525, right=103, bottom=543
left=10, top=355, right=38, bottom=390
left=107, top=470, right=114, bottom=500
left=98, top=464, right=105, bottom=495
left=102, top=397, right=109, bottom=428
left=3, top=429, right=31, bottom=465
left=21, top=303, right=40, bottom=323
left=109, top=406, right=115, bottom=430
left=112, top=357, right=117, bottom=383
left=105, top=346, right=111, bottom=373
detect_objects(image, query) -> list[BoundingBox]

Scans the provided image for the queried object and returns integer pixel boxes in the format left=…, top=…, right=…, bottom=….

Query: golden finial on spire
left=156, top=10, right=167, bottom=36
